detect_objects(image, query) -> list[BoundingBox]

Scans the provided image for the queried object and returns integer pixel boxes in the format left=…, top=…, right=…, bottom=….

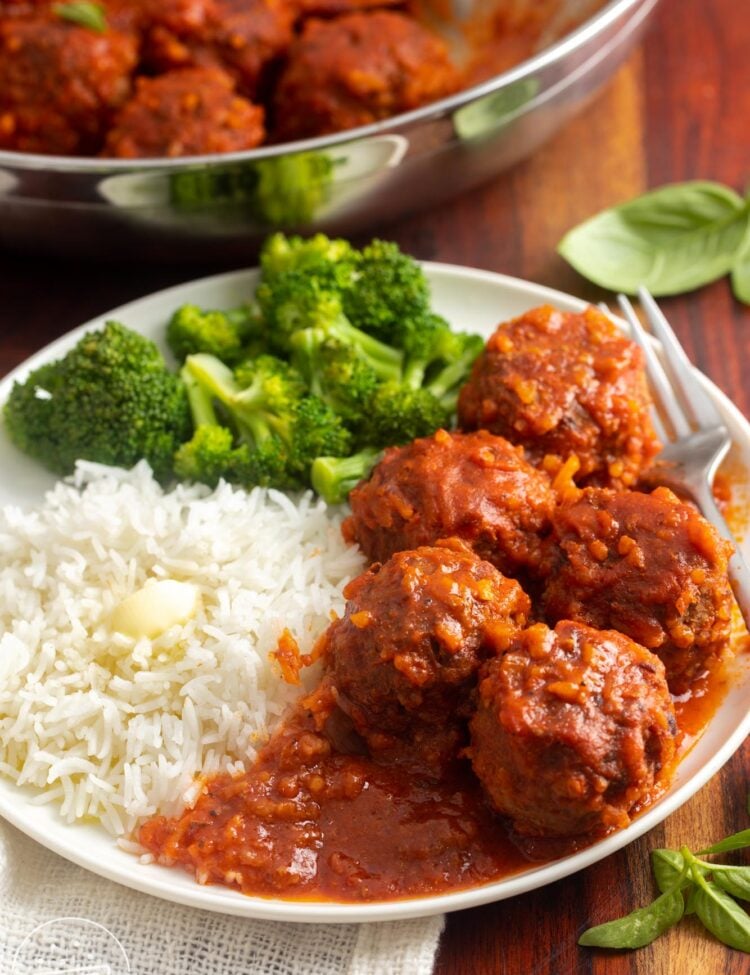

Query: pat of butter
left=111, top=580, right=201, bottom=639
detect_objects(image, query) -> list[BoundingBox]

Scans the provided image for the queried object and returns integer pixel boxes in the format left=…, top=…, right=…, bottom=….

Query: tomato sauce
left=139, top=659, right=729, bottom=902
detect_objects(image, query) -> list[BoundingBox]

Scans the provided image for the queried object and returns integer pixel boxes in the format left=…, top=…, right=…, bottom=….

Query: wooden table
left=1, top=0, right=748, bottom=969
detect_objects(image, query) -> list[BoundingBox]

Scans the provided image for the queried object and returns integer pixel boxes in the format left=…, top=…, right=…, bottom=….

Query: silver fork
left=611, top=286, right=750, bottom=629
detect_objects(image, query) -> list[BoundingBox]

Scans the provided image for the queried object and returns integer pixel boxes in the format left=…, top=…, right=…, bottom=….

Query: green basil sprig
left=732, top=247, right=750, bottom=304
left=558, top=180, right=750, bottom=304
left=578, top=885, right=686, bottom=949
left=53, top=1, right=107, bottom=32
left=580, top=821, right=750, bottom=953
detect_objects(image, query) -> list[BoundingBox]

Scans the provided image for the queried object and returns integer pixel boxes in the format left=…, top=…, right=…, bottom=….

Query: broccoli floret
left=259, top=232, right=358, bottom=286
left=4, top=321, right=190, bottom=479
left=257, top=271, right=403, bottom=381
left=290, top=330, right=381, bottom=426
left=422, top=330, right=485, bottom=410
left=233, top=354, right=352, bottom=467
left=358, top=382, right=450, bottom=449
left=167, top=303, right=263, bottom=364
left=173, top=424, right=250, bottom=487
left=234, top=354, right=307, bottom=407
left=342, top=239, right=431, bottom=342
left=181, top=353, right=350, bottom=488
left=310, top=447, right=382, bottom=505
left=253, top=153, right=335, bottom=225
left=169, top=152, right=334, bottom=226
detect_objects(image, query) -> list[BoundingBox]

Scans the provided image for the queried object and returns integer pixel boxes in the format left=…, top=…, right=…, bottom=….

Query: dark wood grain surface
left=1, top=0, right=749, bottom=970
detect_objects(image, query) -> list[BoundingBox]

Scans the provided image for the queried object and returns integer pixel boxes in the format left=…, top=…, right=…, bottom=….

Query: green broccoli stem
left=185, top=353, right=279, bottom=450
left=184, top=353, right=240, bottom=405
left=288, top=328, right=325, bottom=396
left=425, top=349, right=479, bottom=401
left=402, top=358, right=428, bottom=389
left=438, top=389, right=460, bottom=414
left=181, top=365, right=219, bottom=428
left=329, top=316, right=403, bottom=382
left=311, top=448, right=381, bottom=504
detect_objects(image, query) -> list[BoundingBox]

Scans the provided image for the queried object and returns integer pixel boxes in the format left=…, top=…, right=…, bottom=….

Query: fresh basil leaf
left=698, top=828, right=750, bottom=856
left=693, top=881, right=750, bottom=952
left=558, top=181, right=750, bottom=295
left=732, top=249, right=750, bottom=305
left=53, top=1, right=107, bottom=32
left=652, top=850, right=692, bottom=893
left=685, top=885, right=699, bottom=916
left=713, top=867, right=750, bottom=903
left=578, top=887, right=684, bottom=949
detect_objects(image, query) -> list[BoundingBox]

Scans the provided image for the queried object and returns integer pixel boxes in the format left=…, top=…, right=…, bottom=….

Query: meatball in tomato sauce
left=457, top=305, right=661, bottom=489
left=142, top=0, right=294, bottom=99
left=470, top=620, right=677, bottom=838
left=322, top=540, right=530, bottom=755
left=542, top=487, right=734, bottom=693
left=0, top=13, right=137, bottom=154
left=273, top=11, right=459, bottom=140
left=103, top=67, right=265, bottom=158
left=346, top=429, right=554, bottom=579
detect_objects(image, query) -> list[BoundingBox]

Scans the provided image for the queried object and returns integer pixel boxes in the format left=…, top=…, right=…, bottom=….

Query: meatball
left=322, top=539, right=530, bottom=750
left=103, top=67, right=265, bottom=158
left=470, top=620, right=677, bottom=837
left=143, top=0, right=293, bottom=98
left=346, top=429, right=554, bottom=578
left=273, top=11, right=459, bottom=140
left=0, top=14, right=137, bottom=154
left=542, top=487, right=734, bottom=693
left=292, top=0, right=402, bottom=18
left=457, top=305, right=661, bottom=489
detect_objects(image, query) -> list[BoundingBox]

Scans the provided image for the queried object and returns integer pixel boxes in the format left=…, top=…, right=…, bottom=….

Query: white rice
left=0, top=461, right=365, bottom=836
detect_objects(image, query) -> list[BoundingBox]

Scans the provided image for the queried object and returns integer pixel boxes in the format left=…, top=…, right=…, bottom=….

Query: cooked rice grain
left=0, top=461, right=365, bottom=836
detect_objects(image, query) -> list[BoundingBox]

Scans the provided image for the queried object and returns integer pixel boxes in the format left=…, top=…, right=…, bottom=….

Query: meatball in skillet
left=142, top=0, right=293, bottom=99
left=542, top=487, right=734, bottom=693
left=0, top=12, right=137, bottom=154
left=457, top=305, right=661, bottom=489
left=470, top=620, right=677, bottom=838
left=345, top=428, right=554, bottom=579
left=103, top=67, right=265, bottom=158
left=273, top=11, right=459, bottom=141
left=322, top=539, right=530, bottom=758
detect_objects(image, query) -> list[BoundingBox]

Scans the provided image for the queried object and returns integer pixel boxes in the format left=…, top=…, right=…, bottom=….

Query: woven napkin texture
left=0, top=820, right=445, bottom=975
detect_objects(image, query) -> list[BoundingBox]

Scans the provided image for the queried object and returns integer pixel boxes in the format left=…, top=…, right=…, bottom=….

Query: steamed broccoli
left=289, top=331, right=381, bottom=426
left=173, top=424, right=250, bottom=487
left=173, top=362, right=250, bottom=486
left=178, top=352, right=351, bottom=489
left=309, top=383, right=450, bottom=504
left=342, top=238, right=431, bottom=341
left=4, top=321, right=190, bottom=479
left=311, top=448, right=382, bottom=505
left=252, top=153, right=335, bottom=226
left=358, top=382, right=450, bottom=449
left=257, top=271, right=403, bottom=381
left=422, top=330, right=485, bottom=410
left=259, top=232, right=357, bottom=285
left=248, top=233, right=486, bottom=501
left=395, top=316, right=485, bottom=410
left=169, top=152, right=335, bottom=226
left=167, top=303, right=263, bottom=364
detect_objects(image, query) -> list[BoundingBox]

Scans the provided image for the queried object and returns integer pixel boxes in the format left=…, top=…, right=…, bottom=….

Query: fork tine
left=637, top=286, right=724, bottom=430
left=599, top=301, right=668, bottom=445
left=616, top=294, right=692, bottom=440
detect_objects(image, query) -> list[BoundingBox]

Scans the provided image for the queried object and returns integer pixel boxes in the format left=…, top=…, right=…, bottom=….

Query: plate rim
left=1, top=261, right=749, bottom=924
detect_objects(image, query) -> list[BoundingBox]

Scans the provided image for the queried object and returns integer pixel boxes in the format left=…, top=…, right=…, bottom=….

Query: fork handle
left=690, top=480, right=750, bottom=630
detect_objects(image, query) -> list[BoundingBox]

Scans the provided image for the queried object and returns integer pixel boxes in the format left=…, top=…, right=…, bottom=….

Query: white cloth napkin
left=0, top=820, right=445, bottom=975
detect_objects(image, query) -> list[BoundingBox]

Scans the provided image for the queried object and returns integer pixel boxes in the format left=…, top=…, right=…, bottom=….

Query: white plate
left=1, top=264, right=749, bottom=923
